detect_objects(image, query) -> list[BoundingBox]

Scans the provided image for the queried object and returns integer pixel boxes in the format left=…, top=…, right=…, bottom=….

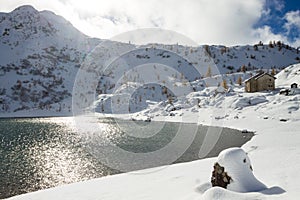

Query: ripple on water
left=0, top=117, right=253, bottom=199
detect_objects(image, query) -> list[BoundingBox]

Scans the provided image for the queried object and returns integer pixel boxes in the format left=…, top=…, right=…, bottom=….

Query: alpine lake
left=0, top=116, right=253, bottom=198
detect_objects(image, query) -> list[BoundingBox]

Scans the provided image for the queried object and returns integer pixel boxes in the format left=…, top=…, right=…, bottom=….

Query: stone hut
left=245, top=72, right=276, bottom=92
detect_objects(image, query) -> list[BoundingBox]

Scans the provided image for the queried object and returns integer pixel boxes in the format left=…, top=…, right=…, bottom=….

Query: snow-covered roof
left=244, top=72, right=276, bottom=83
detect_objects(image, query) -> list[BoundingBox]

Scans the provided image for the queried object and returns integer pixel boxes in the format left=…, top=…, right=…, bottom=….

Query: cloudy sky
left=1, top=0, right=300, bottom=46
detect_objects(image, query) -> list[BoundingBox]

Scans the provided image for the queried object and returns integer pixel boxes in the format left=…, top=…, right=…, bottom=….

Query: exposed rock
left=211, top=147, right=267, bottom=192
left=211, top=162, right=232, bottom=189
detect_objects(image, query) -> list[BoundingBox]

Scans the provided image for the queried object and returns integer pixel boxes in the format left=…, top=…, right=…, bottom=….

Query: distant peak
left=12, top=5, right=39, bottom=14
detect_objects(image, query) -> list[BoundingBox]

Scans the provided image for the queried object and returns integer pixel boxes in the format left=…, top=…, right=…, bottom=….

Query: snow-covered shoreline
left=4, top=64, right=300, bottom=199
left=6, top=119, right=299, bottom=200
left=7, top=92, right=300, bottom=200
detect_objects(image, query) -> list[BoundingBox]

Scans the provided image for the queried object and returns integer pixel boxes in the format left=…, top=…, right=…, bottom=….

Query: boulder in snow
left=211, top=147, right=267, bottom=193
left=211, top=162, right=232, bottom=189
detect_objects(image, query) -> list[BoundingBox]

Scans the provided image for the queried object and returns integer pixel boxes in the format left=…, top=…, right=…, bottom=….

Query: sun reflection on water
left=0, top=116, right=253, bottom=199
left=0, top=117, right=116, bottom=199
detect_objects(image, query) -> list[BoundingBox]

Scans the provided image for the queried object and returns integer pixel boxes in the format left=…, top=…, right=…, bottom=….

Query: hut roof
left=244, top=72, right=276, bottom=83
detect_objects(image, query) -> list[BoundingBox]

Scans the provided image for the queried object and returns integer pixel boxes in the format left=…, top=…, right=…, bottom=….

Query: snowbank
left=230, top=95, right=267, bottom=109
left=276, top=63, right=300, bottom=87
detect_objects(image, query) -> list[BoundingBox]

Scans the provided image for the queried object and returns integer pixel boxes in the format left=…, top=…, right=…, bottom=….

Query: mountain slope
left=0, top=5, right=100, bottom=113
left=0, top=5, right=299, bottom=115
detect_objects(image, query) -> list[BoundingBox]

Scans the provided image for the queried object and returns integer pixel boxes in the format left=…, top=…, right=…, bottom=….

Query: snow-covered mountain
left=1, top=5, right=299, bottom=115
left=0, top=5, right=100, bottom=113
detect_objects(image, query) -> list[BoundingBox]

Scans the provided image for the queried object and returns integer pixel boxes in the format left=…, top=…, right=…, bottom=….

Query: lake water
left=0, top=117, right=253, bottom=198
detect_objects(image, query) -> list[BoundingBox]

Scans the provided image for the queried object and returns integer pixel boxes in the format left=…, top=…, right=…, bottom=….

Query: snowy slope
left=87, top=43, right=300, bottom=114
left=0, top=5, right=100, bottom=114
left=1, top=5, right=300, bottom=116
left=7, top=64, right=300, bottom=200
left=275, top=63, right=300, bottom=87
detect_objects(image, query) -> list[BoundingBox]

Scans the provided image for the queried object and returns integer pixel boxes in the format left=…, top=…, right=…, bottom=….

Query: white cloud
left=282, top=10, right=300, bottom=46
left=0, top=0, right=299, bottom=46
left=284, top=10, right=300, bottom=33
left=272, top=0, right=285, bottom=12
left=251, top=26, right=287, bottom=43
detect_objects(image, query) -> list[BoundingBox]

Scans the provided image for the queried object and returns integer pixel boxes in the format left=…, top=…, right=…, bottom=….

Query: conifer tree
left=221, top=79, right=228, bottom=89
left=271, top=68, right=277, bottom=76
left=206, top=66, right=212, bottom=77
left=237, top=76, right=243, bottom=86
left=241, top=65, right=246, bottom=73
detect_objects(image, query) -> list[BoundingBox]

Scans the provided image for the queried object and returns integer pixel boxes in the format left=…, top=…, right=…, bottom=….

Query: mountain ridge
left=0, top=5, right=299, bottom=115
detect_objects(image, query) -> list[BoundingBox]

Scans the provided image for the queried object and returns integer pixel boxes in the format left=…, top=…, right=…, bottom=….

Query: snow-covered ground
left=7, top=65, right=300, bottom=199
left=1, top=5, right=299, bottom=115
left=1, top=5, right=300, bottom=199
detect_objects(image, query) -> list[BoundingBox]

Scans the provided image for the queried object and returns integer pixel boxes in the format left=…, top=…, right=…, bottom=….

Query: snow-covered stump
left=211, top=147, right=267, bottom=193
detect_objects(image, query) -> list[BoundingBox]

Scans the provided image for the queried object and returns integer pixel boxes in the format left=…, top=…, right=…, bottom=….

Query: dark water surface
left=0, top=117, right=253, bottom=199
